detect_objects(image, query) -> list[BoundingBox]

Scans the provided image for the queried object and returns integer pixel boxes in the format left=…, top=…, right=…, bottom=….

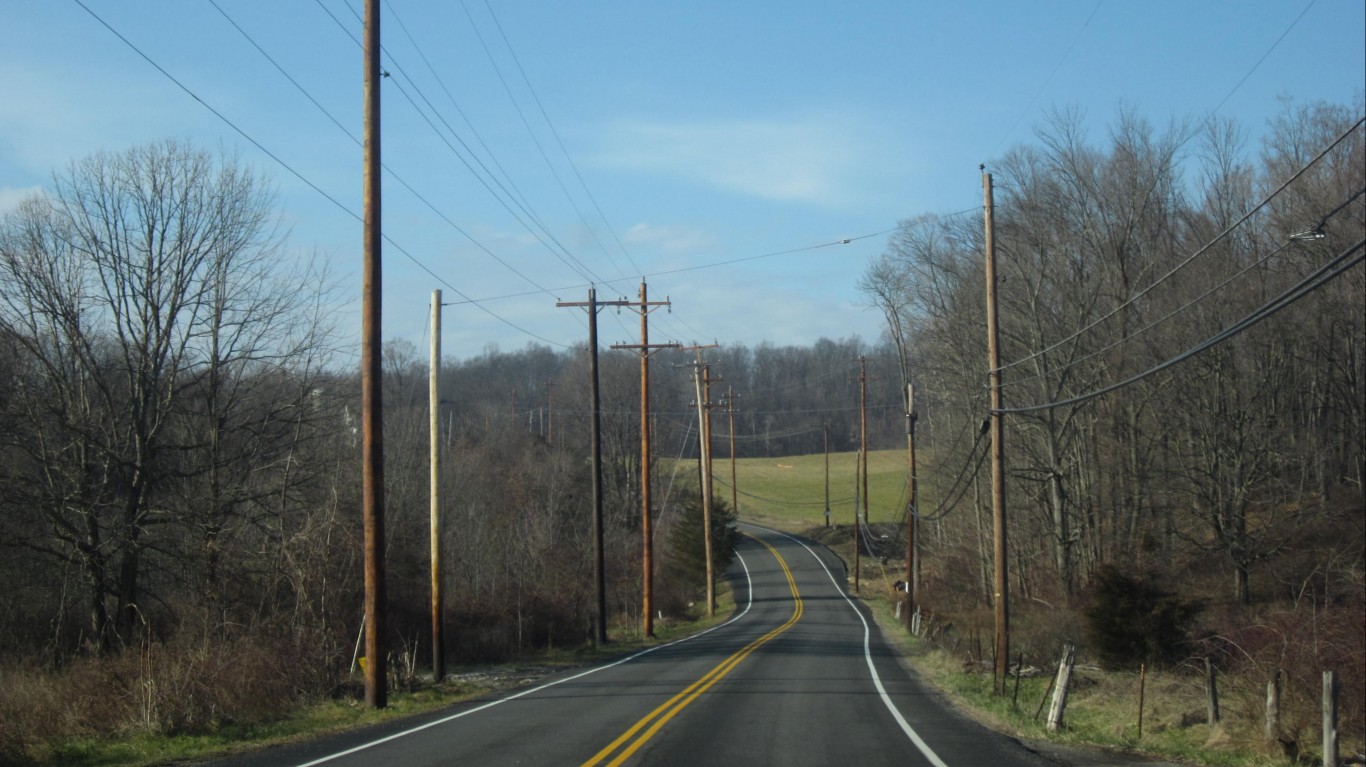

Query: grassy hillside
left=667, top=448, right=911, bottom=529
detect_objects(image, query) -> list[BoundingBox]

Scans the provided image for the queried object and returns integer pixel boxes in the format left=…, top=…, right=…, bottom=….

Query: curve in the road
left=582, top=534, right=804, bottom=767
left=740, top=522, right=950, bottom=767
left=293, top=553, right=761, bottom=767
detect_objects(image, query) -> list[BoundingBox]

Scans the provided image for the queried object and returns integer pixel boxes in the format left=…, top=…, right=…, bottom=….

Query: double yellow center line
left=580, top=536, right=803, bottom=767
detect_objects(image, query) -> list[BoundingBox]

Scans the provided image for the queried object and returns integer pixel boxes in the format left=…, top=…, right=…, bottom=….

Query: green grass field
left=668, top=448, right=912, bottom=530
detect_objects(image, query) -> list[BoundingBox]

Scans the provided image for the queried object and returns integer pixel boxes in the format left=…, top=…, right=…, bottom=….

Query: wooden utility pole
left=905, top=381, right=918, bottom=628
left=360, top=0, right=387, bottom=709
left=691, top=360, right=714, bottom=616
left=725, top=388, right=740, bottom=520
left=610, top=282, right=677, bottom=638
left=823, top=424, right=831, bottom=528
left=545, top=380, right=553, bottom=446
left=429, top=290, right=443, bottom=682
left=679, top=343, right=720, bottom=617
left=984, top=170, right=1010, bottom=694
left=854, top=356, right=872, bottom=593
left=853, top=443, right=862, bottom=591
left=558, top=288, right=635, bottom=645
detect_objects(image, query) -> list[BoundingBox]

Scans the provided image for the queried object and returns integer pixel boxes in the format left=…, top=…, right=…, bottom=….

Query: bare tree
left=0, top=140, right=335, bottom=650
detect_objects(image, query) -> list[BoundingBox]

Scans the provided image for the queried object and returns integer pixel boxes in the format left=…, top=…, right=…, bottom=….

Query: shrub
left=1083, top=564, right=1201, bottom=670
left=661, top=492, right=737, bottom=611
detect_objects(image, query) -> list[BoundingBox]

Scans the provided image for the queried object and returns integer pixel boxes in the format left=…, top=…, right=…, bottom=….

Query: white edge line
left=293, top=548, right=756, bottom=767
left=739, top=522, right=950, bottom=767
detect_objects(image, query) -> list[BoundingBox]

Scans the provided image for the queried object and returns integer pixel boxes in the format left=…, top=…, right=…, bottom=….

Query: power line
left=997, top=236, right=1366, bottom=414
left=321, top=1, right=608, bottom=288
left=221, top=0, right=572, bottom=312
left=444, top=227, right=900, bottom=306
left=1207, top=0, right=1318, bottom=119
left=381, top=0, right=544, bottom=234
left=475, top=0, right=642, bottom=279
left=209, top=0, right=360, bottom=146
left=990, top=1, right=1103, bottom=155
left=75, top=0, right=572, bottom=351
left=913, top=423, right=990, bottom=522
left=996, top=115, right=1365, bottom=374
left=1001, top=183, right=1366, bottom=390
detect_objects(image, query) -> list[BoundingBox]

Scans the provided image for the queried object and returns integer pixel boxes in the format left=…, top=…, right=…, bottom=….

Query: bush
left=1083, top=564, right=1201, bottom=670
left=661, top=491, right=737, bottom=611
left=0, top=627, right=341, bottom=764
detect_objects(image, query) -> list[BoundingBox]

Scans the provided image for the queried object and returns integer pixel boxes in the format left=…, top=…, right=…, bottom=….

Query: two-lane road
left=215, top=525, right=1051, bottom=766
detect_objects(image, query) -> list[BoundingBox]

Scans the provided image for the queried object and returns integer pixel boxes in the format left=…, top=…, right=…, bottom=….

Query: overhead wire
left=1207, top=0, right=1318, bottom=119
left=913, top=424, right=990, bottom=522
left=999, top=241, right=1290, bottom=390
left=1001, top=183, right=1366, bottom=391
left=473, top=0, right=641, bottom=280
left=990, top=1, right=1103, bottom=155
left=323, top=0, right=608, bottom=289
left=381, top=0, right=545, bottom=238
left=441, top=227, right=898, bottom=305
left=218, top=0, right=576, bottom=320
left=452, top=1, right=622, bottom=283
left=74, top=0, right=574, bottom=350
left=996, top=236, right=1366, bottom=414
left=996, top=115, right=1366, bottom=374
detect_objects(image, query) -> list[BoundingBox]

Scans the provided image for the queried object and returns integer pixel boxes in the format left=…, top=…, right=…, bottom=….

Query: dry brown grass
left=0, top=629, right=336, bottom=765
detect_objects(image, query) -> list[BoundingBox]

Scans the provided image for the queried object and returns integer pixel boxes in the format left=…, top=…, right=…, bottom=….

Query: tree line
left=1, top=99, right=1359, bottom=755
left=859, top=98, right=1362, bottom=622
left=0, top=142, right=903, bottom=678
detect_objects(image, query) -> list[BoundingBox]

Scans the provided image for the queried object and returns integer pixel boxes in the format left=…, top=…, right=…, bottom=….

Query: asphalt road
left=212, top=524, right=1058, bottom=766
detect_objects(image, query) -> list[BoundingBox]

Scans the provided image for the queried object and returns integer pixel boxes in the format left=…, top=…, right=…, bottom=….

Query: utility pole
left=360, top=0, right=387, bottom=710
left=545, top=380, right=553, bottom=446
left=724, top=388, right=740, bottom=520
left=984, top=169, right=1010, bottom=694
left=854, top=356, right=872, bottom=593
left=679, top=343, right=720, bottom=617
left=429, top=290, right=443, bottom=682
left=610, top=282, right=678, bottom=638
left=558, top=288, right=635, bottom=645
left=905, top=381, right=918, bottom=629
left=823, top=424, right=831, bottom=528
left=853, top=444, right=862, bottom=592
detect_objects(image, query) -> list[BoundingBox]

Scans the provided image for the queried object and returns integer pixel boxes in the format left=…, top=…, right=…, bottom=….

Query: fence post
left=1046, top=644, right=1076, bottom=732
left=1205, top=657, right=1220, bottom=725
left=1323, top=670, right=1338, bottom=767
left=1138, top=662, right=1147, bottom=739
left=1265, top=668, right=1281, bottom=742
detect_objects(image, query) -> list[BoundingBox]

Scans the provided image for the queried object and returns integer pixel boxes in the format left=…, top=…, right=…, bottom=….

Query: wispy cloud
left=590, top=113, right=880, bottom=207
left=621, top=222, right=716, bottom=257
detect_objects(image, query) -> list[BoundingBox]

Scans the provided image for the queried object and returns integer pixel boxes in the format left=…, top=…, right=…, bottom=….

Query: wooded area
left=860, top=99, right=1363, bottom=752
left=0, top=99, right=1360, bottom=761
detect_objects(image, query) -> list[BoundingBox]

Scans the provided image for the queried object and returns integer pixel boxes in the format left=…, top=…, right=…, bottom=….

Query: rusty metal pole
left=639, top=281, right=654, bottom=638
left=984, top=170, right=1010, bottom=695
left=429, top=290, right=443, bottom=682
left=361, top=0, right=387, bottom=709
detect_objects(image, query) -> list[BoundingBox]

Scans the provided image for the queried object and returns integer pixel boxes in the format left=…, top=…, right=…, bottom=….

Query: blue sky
left=1, top=1, right=1362, bottom=361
